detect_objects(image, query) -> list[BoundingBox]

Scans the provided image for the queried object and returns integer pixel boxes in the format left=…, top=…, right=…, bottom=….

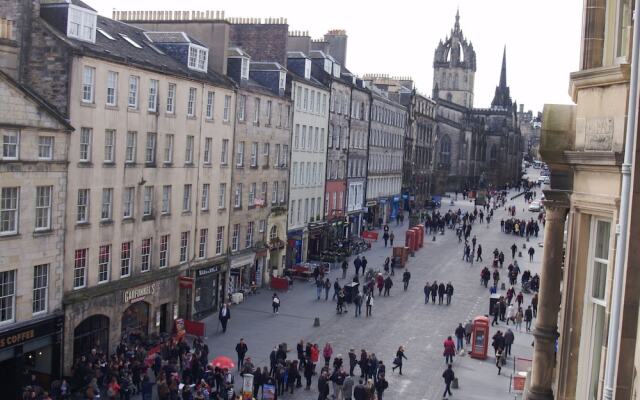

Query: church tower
left=433, top=9, right=477, bottom=108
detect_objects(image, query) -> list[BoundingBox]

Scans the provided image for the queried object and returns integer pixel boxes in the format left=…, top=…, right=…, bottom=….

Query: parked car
left=529, top=201, right=542, bottom=212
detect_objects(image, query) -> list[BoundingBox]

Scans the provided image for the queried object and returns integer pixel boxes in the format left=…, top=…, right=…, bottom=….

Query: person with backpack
left=383, top=276, right=393, bottom=296
left=365, top=293, right=373, bottom=317
left=272, top=293, right=280, bottom=314
left=354, top=291, right=363, bottom=317
left=525, top=306, right=534, bottom=331
left=424, top=282, right=431, bottom=304
left=324, top=278, right=331, bottom=301
left=445, top=282, right=454, bottom=305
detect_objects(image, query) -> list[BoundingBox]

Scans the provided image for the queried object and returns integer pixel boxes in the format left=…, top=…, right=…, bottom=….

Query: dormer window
left=67, top=5, right=96, bottom=43
left=304, top=59, right=311, bottom=80
left=323, top=59, right=332, bottom=74
left=279, top=71, right=287, bottom=91
left=240, top=58, right=250, bottom=80
left=333, top=64, right=341, bottom=78
left=188, top=45, right=209, bottom=73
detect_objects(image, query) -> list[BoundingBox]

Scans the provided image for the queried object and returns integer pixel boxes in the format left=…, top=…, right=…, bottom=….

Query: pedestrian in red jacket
left=443, top=336, right=456, bottom=364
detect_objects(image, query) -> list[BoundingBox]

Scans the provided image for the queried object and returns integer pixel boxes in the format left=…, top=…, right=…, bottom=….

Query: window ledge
left=163, top=162, right=173, bottom=167
left=125, top=162, right=137, bottom=167
left=127, top=107, right=139, bottom=113
left=165, top=113, right=176, bottom=118
left=145, top=163, right=157, bottom=168
left=122, top=217, right=134, bottom=223
left=105, top=105, right=119, bottom=111
left=250, top=165, right=258, bottom=169
left=181, top=211, right=192, bottom=216
left=205, top=118, right=215, bottom=123
left=100, top=219, right=113, bottom=226
left=148, top=110, right=158, bottom=115
left=200, top=209, right=210, bottom=214
left=187, top=116, right=197, bottom=120
left=161, top=212, right=171, bottom=217
left=33, top=229, right=53, bottom=238
left=184, top=163, right=195, bottom=168
left=142, top=214, right=155, bottom=221
left=103, top=161, right=116, bottom=167
left=80, top=102, right=96, bottom=108
left=75, top=222, right=90, bottom=228
left=0, top=233, right=20, bottom=241
left=77, top=161, right=93, bottom=167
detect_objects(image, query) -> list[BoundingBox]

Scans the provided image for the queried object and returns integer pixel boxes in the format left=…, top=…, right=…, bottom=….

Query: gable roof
left=0, top=70, right=74, bottom=131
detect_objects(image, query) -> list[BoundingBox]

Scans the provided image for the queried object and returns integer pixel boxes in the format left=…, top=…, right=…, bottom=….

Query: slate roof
left=250, top=62, right=286, bottom=72
left=42, top=11, right=234, bottom=89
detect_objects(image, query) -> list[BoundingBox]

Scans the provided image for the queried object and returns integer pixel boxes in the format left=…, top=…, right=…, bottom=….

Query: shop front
left=63, top=272, right=178, bottom=374
left=192, top=264, right=223, bottom=320
left=307, top=222, right=328, bottom=261
left=0, top=314, right=63, bottom=398
left=348, top=211, right=364, bottom=237
left=254, top=249, right=268, bottom=286
left=227, top=251, right=256, bottom=301
left=286, top=229, right=304, bottom=269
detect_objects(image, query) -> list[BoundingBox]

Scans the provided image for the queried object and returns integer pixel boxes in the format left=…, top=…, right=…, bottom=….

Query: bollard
left=501, top=283, right=506, bottom=290
left=313, top=317, right=320, bottom=327
left=433, top=236, right=436, bottom=241
left=522, top=243, right=526, bottom=249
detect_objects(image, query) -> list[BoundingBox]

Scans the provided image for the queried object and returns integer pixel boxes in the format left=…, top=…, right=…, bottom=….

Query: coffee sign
left=123, top=283, right=158, bottom=303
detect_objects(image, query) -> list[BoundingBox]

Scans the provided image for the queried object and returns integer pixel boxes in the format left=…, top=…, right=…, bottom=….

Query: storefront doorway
left=121, top=302, right=150, bottom=343
left=73, top=315, right=110, bottom=361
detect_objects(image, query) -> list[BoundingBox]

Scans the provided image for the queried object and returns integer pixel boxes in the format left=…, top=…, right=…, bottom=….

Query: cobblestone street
left=202, top=172, right=545, bottom=400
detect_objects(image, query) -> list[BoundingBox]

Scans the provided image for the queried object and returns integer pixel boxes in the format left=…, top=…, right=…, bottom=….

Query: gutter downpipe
left=602, top=5, right=640, bottom=400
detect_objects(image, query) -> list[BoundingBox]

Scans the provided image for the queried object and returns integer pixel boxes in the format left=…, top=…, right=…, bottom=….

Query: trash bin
left=489, top=293, right=501, bottom=315
left=344, top=282, right=359, bottom=303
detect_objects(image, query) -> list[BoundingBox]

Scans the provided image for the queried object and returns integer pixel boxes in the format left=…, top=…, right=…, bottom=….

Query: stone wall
left=229, top=23, right=288, bottom=64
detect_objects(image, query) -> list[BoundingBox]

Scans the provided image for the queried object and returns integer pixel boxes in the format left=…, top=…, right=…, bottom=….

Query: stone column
left=526, top=197, right=569, bottom=400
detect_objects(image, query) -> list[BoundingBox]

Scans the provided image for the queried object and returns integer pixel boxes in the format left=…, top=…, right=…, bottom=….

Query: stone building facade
left=13, top=0, right=239, bottom=373
left=526, top=0, right=637, bottom=399
left=0, top=69, right=72, bottom=394
left=285, top=50, right=330, bottom=265
left=346, top=84, right=370, bottom=235
left=364, top=89, right=406, bottom=227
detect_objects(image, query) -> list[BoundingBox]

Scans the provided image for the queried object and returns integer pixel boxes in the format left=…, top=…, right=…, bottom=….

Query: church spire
left=499, top=45, right=507, bottom=88
left=491, top=45, right=512, bottom=110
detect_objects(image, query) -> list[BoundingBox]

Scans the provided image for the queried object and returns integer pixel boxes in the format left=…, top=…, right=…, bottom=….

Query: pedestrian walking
left=476, top=244, right=483, bottom=262
left=323, top=343, right=333, bottom=367
left=431, top=281, right=438, bottom=303
left=318, top=370, right=330, bottom=400
left=342, top=260, right=348, bottom=279
left=343, top=374, right=354, bottom=400
left=365, top=293, right=373, bottom=317
left=454, top=323, right=465, bottom=351
left=272, top=293, right=280, bottom=314
left=532, top=293, right=539, bottom=317
left=504, top=328, right=515, bottom=357
left=528, top=246, right=535, bottom=262
left=361, top=256, right=368, bottom=276
left=389, top=232, right=395, bottom=246
left=424, top=282, right=431, bottom=304
left=445, top=282, right=454, bottom=305
left=511, top=243, right=518, bottom=259
left=464, top=320, right=473, bottom=344
left=442, top=364, right=455, bottom=399
left=316, top=278, right=323, bottom=300
left=402, top=269, right=411, bottom=291
left=443, top=336, right=456, bottom=364
left=525, top=306, right=533, bottom=331
left=391, top=346, right=407, bottom=375
left=374, top=374, right=389, bottom=400
left=438, top=282, right=446, bottom=304
left=496, top=347, right=504, bottom=375
left=390, top=257, right=396, bottom=276
left=218, top=303, right=231, bottom=333
left=383, top=276, right=393, bottom=296
left=515, top=307, right=524, bottom=330
left=354, top=256, right=362, bottom=276
left=348, top=349, right=358, bottom=377
left=235, top=338, right=248, bottom=371
left=324, top=278, right=331, bottom=301
left=383, top=231, right=389, bottom=247
left=333, top=278, right=341, bottom=301
left=354, top=291, right=363, bottom=317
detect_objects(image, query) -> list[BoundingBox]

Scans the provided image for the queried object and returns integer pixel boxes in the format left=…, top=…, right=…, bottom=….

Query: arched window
left=270, top=225, right=278, bottom=240
left=440, top=135, right=451, bottom=165
left=74, top=315, right=110, bottom=361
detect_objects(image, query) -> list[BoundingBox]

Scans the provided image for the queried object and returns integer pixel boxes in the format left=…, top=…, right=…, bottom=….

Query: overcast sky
left=96, top=0, right=582, bottom=114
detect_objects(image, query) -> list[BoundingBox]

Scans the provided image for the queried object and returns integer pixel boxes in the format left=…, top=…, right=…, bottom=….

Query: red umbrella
left=210, top=356, right=235, bottom=370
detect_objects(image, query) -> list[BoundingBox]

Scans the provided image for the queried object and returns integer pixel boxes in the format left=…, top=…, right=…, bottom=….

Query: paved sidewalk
left=201, top=180, right=544, bottom=400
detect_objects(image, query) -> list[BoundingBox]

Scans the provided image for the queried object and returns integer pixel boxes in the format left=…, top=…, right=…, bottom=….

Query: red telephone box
left=416, top=225, right=425, bottom=248
left=470, top=315, right=490, bottom=360
left=405, top=230, right=416, bottom=251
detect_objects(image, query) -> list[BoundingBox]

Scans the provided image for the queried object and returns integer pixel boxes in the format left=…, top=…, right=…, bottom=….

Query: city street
left=202, top=171, right=545, bottom=400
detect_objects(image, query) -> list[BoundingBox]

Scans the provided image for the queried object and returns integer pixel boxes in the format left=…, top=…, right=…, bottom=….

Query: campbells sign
left=123, top=283, right=158, bottom=303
